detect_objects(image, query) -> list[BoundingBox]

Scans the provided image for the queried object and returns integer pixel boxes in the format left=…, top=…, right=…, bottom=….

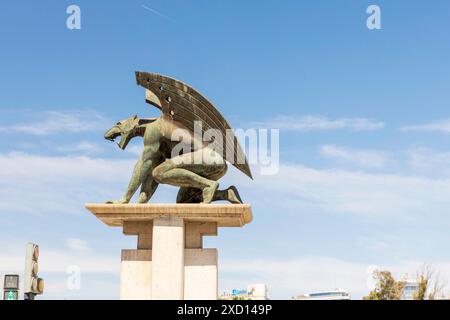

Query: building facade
left=219, top=284, right=268, bottom=300
left=293, top=289, right=351, bottom=300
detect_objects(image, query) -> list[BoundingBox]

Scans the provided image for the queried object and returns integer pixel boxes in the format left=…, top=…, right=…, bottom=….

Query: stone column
left=120, top=250, right=152, bottom=300
left=85, top=203, right=253, bottom=300
left=184, top=222, right=218, bottom=300
left=151, top=216, right=185, bottom=300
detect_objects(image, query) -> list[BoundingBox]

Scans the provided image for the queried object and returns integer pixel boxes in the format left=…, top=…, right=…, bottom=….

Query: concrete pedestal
left=85, top=203, right=252, bottom=300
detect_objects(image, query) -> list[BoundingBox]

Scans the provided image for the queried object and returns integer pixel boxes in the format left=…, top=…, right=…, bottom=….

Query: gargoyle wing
left=135, top=71, right=253, bottom=179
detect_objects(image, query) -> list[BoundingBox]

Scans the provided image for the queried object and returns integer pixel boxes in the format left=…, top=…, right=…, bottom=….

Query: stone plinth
left=85, top=204, right=252, bottom=300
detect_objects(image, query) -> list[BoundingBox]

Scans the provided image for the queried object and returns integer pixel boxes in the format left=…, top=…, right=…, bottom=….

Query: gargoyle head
left=104, top=115, right=140, bottom=150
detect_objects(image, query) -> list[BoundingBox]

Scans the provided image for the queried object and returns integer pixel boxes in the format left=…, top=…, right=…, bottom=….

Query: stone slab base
left=86, top=204, right=252, bottom=300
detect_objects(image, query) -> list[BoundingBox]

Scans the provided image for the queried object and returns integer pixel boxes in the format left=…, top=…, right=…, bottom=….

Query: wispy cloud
left=407, top=147, right=450, bottom=177
left=0, top=152, right=133, bottom=215
left=142, top=4, right=175, bottom=22
left=57, top=142, right=103, bottom=154
left=0, top=243, right=118, bottom=275
left=3, top=151, right=450, bottom=218
left=225, top=162, right=450, bottom=218
left=3, top=238, right=448, bottom=299
left=0, top=151, right=173, bottom=216
left=400, top=119, right=450, bottom=133
left=66, top=238, right=90, bottom=252
left=0, top=110, right=108, bottom=136
left=253, top=115, right=384, bottom=132
left=0, top=242, right=119, bottom=299
left=320, top=145, right=388, bottom=168
left=2, top=152, right=450, bottom=299
left=125, top=144, right=143, bottom=156
left=221, top=257, right=450, bottom=299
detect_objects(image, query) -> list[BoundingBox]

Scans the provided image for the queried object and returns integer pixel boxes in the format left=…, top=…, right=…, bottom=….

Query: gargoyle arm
left=122, top=158, right=145, bottom=203
left=106, top=157, right=146, bottom=204
left=115, top=141, right=162, bottom=203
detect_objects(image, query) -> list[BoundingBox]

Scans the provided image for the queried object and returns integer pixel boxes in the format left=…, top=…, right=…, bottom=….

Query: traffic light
left=3, top=290, right=19, bottom=300
left=24, top=243, right=44, bottom=300
left=3, top=275, right=19, bottom=300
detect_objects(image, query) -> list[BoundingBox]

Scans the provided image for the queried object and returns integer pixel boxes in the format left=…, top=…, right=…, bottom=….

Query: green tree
left=363, top=270, right=405, bottom=300
left=364, top=265, right=447, bottom=300
left=412, top=264, right=446, bottom=300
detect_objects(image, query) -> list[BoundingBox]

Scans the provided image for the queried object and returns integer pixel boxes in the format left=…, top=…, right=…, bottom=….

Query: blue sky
left=1, top=0, right=450, bottom=299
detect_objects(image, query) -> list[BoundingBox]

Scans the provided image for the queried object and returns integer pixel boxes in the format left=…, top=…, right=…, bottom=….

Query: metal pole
left=24, top=293, right=35, bottom=300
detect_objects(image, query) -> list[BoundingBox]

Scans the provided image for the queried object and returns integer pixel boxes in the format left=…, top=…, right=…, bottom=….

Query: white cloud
left=57, top=141, right=103, bottom=154
left=0, top=151, right=175, bottom=216
left=125, top=144, right=143, bottom=156
left=40, top=248, right=118, bottom=274
left=1, top=239, right=448, bottom=300
left=0, top=151, right=134, bottom=215
left=0, top=242, right=119, bottom=276
left=221, top=256, right=367, bottom=299
left=229, top=163, right=450, bottom=218
left=0, top=110, right=108, bottom=136
left=407, top=147, right=450, bottom=176
left=253, top=115, right=384, bottom=132
left=320, top=144, right=388, bottom=168
left=2, top=151, right=450, bottom=219
left=0, top=243, right=120, bottom=299
left=401, top=119, right=450, bottom=133
left=1, top=151, right=450, bottom=299
left=221, top=256, right=450, bottom=299
left=66, top=238, right=90, bottom=252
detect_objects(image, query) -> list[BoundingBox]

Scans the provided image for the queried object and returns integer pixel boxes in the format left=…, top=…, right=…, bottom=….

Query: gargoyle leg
left=138, top=177, right=159, bottom=203
left=153, top=167, right=218, bottom=204
left=152, top=150, right=226, bottom=204
left=176, top=186, right=243, bottom=204
left=213, top=186, right=243, bottom=204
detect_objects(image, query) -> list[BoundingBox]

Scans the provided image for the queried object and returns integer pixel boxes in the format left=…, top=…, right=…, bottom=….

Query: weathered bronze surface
left=104, top=72, right=252, bottom=204
left=135, top=71, right=252, bottom=179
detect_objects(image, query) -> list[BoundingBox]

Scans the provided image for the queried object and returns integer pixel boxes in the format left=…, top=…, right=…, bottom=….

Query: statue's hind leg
left=176, top=187, right=202, bottom=203
left=152, top=149, right=223, bottom=203
left=176, top=186, right=243, bottom=204
left=155, top=148, right=243, bottom=204
left=213, top=186, right=243, bottom=204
